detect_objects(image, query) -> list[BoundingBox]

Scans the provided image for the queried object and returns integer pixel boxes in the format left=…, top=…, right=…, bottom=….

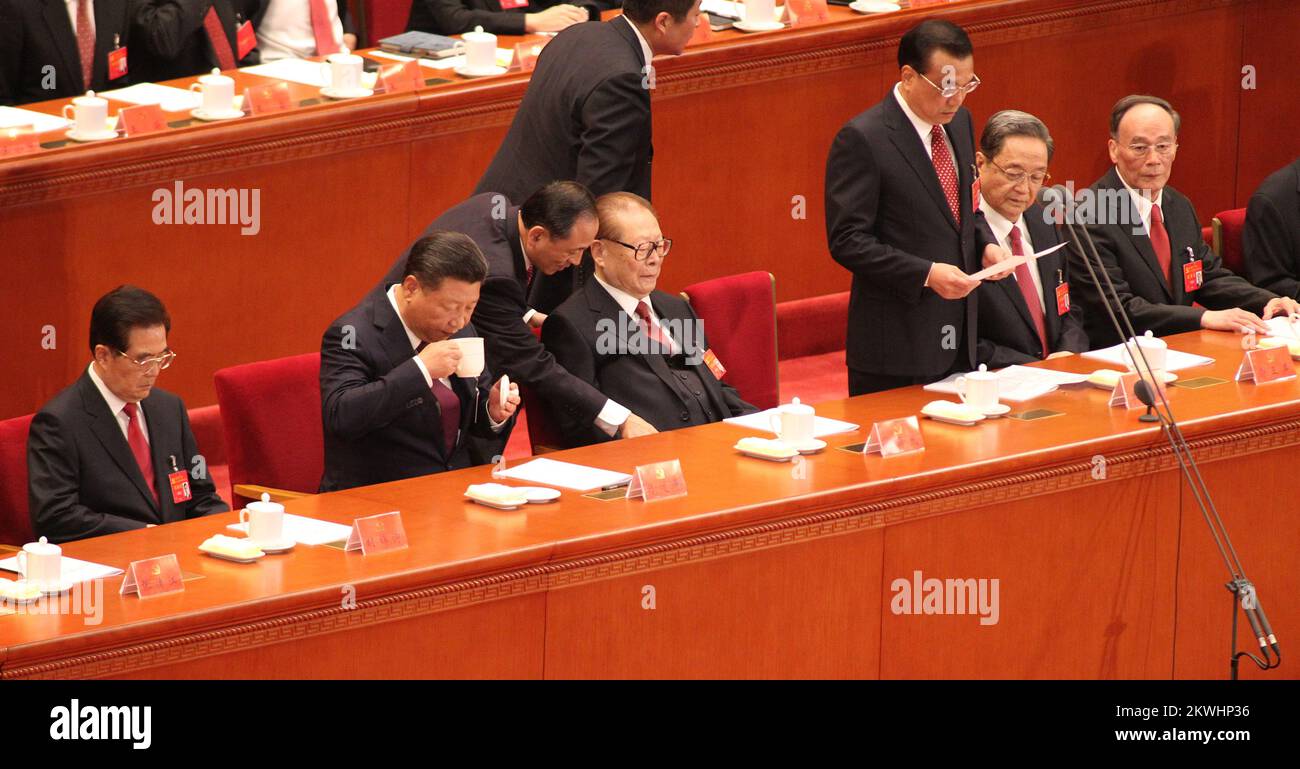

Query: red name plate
left=1109, top=372, right=1166, bottom=410
left=863, top=415, right=925, bottom=456
left=626, top=459, right=687, bottom=502
left=1236, top=345, right=1296, bottom=384
left=118, top=104, right=167, bottom=137
left=345, top=511, right=408, bottom=555
left=380, top=60, right=423, bottom=93
left=0, top=126, right=40, bottom=158
left=245, top=82, right=292, bottom=115
left=120, top=554, right=184, bottom=598
left=788, top=0, right=830, bottom=26
left=511, top=42, right=547, bottom=73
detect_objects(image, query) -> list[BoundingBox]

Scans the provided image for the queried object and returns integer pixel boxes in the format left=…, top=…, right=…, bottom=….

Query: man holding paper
left=1068, top=95, right=1298, bottom=347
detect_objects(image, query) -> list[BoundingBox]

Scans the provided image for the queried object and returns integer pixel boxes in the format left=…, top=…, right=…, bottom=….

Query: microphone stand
left=1048, top=187, right=1281, bottom=679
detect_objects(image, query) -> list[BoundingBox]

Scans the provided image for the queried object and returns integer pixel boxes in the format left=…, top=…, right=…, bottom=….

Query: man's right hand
left=417, top=340, right=462, bottom=380
left=1200, top=308, right=1270, bottom=335
left=618, top=414, right=658, bottom=439
left=926, top=263, right=980, bottom=300
left=525, top=5, right=587, bottom=33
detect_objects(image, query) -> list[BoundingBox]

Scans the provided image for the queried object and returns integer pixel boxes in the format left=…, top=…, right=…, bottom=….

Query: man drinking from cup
left=320, top=231, right=519, bottom=492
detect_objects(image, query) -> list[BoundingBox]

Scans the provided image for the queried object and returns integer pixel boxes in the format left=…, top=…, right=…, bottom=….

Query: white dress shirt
left=257, top=0, right=345, bottom=62
left=979, top=200, right=1045, bottom=314
left=1115, top=165, right=1164, bottom=235
left=594, top=275, right=679, bottom=354
left=88, top=361, right=148, bottom=444
left=893, top=83, right=956, bottom=163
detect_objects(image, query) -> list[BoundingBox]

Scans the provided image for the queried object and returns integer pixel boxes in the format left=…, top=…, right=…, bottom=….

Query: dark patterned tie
left=930, top=124, right=960, bottom=224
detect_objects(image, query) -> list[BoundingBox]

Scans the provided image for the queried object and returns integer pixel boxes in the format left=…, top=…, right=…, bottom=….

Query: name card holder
left=0, top=125, right=40, bottom=158
left=345, top=511, right=408, bottom=555
left=120, top=554, right=184, bottom=598
left=510, top=42, right=547, bottom=72
left=118, top=104, right=167, bottom=137
left=863, top=416, right=924, bottom=456
left=1109, top=372, right=1165, bottom=410
left=1236, top=346, right=1296, bottom=384
left=626, top=459, right=687, bottom=502
left=380, top=60, right=423, bottom=93
left=787, top=0, right=830, bottom=26
left=245, top=81, right=292, bottom=115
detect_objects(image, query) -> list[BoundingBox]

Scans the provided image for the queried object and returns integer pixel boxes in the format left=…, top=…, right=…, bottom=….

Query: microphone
left=1131, top=379, right=1161, bottom=423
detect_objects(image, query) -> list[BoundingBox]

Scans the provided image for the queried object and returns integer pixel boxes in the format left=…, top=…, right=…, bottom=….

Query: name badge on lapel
left=702, top=348, right=727, bottom=380
left=108, top=35, right=128, bottom=80
left=1183, top=249, right=1204, bottom=293
left=167, top=456, right=192, bottom=504
left=499, top=0, right=529, bottom=8
left=236, top=20, right=257, bottom=60
left=1055, top=270, right=1070, bottom=316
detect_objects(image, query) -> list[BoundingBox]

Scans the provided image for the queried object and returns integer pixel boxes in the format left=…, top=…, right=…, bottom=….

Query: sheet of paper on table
left=723, top=410, right=859, bottom=438
left=1082, top=343, right=1214, bottom=371
left=242, top=58, right=330, bottom=88
left=227, top=513, right=353, bottom=546
left=924, top=364, right=1088, bottom=402
left=0, top=106, right=71, bottom=133
left=0, top=555, right=123, bottom=581
left=423, top=49, right=516, bottom=70
left=100, top=83, right=201, bottom=112
left=495, top=457, right=633, bottom=491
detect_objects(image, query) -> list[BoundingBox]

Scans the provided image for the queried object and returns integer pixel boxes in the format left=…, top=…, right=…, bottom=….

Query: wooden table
left=2, top=329, right=1295, bottom=679
left=3, top=0, right=1296, bottom=417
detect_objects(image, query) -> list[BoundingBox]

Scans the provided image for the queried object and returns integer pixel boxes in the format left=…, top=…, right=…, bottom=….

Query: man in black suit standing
left=1067, top=95, right=1297, bottom=347
left=131, top=0, right=262, bottom=83
left=28, top=286, right=227, bottom=544
left=825, top=19, right=1009, bottom=396
left=0, top=0, right=133, bottom=106
left=543, top=192, right=756, bottom=446
left=1243, top=158, right=1300, bottom=299
left=380, top=182, right=660, bottom=441
left=973, top=110, right=1088, bottom=368
left=321, top=232, right=520, bottom=492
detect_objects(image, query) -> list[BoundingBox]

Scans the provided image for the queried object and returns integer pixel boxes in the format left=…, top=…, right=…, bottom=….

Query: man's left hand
left=981, top=244, right=1015, bottom=281
left=1262, top=296, right=1300, bottom=320
left=488, top=377, right=521, bottom=423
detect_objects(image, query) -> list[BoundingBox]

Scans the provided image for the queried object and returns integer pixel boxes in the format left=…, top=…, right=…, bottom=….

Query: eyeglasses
left=988, top=157, right=1050, bottom=186
left=606, top=238, right=673, bottom=262
left=116, top=349, right=176, bottom=374
left=918, top=72, right=981, bottom=99
left=1125, top=142, right=1178, bottom=157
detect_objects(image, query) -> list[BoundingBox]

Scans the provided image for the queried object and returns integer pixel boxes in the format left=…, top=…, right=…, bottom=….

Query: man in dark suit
left=825, top=19, right=1008, bottom=395
left=380, top=183, right=659, bottom=442
left=0, top=0, right=133, bottom=106
left=1243, top=158, right=1300, bottom=299
left=321, top=232, right=520, bottom=492
left=131, top=0, right=262, bottom=84
left=406, top=0, right=603, bottom=37
left=1067, top=95, right=1297, bottom=347
left=543, top=192, right=756, bottom=446
left=28, top=286, right=227, bottom=544
left=973, top=110, right=1088, bottom=368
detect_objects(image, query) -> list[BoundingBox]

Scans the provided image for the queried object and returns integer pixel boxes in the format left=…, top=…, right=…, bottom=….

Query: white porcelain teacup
left=190, top=69, right=236, bottom=113
left=955, top=364, right=1000, bottom=410
left=62, top=91, right=109, bottom=136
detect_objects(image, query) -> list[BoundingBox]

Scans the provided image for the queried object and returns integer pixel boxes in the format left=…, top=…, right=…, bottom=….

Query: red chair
left=186, top=404, right=232, bottom=507
left=213, top=353, right=323, bottom=508
left=1212, top=208, right=1248, bottom=275
left=0, top=414, right=35, bottom=545
left=520, top=325, right=565, bottom=453
left=1201, top=225, right=1213, bottom=250
left=360, top=0, right=414, bottom=47
left=681, top=271, right=780, bottom=410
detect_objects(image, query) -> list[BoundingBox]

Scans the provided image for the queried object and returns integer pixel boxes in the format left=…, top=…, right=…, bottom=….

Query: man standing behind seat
left=254, top=0, right=356, bottom=62
left=825, top=19, right=1008, bottom=396
left=1067, top=95, right=1297, bottom=347
left=0, top=0, right=134, bottom=106
left=379, top=183, right=659, bottom=441
left=321, top=232, right=520, bottom=492
left=543, top=193, right=756, bottom=446
left=973, top=110, right=1088, bottom=368
left=131, top=0, right=262, bottom=83
left=1243, top=158, right=1300, bottom=299
left=28, top=286, right=227, bottom=544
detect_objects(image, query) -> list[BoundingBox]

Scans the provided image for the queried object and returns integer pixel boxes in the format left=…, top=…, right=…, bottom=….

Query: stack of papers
left=1083, top=344, right=1214, bottom=372
left=924, top=365, right=1088, bottom=402
left=0, top=556, right=123, bottom=581
left=0, top=106, right=70, bottom=133
left=495, top=458, right=632, bottom=491
left=100, top=83, right=200, bottom=112
left=723, top=410, right=859, bottom=438
left=228, top=513, right=353, bottom=545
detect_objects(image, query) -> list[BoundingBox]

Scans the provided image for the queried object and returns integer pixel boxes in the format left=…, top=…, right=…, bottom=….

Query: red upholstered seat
left=1212, top=208, right=1248, bottom=275
left=361, top=0, right=414, bottom=47
left=213, top=353, right=323, bottom=507
left=776, top=291, right=850, bottom=360
left=521, top=325, right=565, bottom=452
left=681, top=272, right=780, bottom=410
left=0, top=414, right=35, bottom=545
left=187, top=404, right=231, bottom=507
left=1201, top=225, right=1213, bottom=250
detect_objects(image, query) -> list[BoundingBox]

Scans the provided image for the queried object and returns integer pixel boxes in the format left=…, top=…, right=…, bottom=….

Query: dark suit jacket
left=319, top=286, right=505, bottom=492
left=0, top=0, right=133, bottom=106
left=825, top=90, right=993, bottom=378
left=542, top=279, right=756, bottom=446
left=27, top=371, right=227, bottom=544
left=406, top=0, right=615, bottom=36
left=1068, top=167, right=1277, bottom=347
left=381, top=193, right=609, bottom=430
left=1244, top=158, right=1300, bottom=300
left=975, top=202, right=1089, bottom=368
left=131, top=0, right=262, bottom=84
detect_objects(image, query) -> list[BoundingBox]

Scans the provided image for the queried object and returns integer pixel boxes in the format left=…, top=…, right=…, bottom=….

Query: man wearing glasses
left=973, top=110, right=1088, bottom=367
left=825, top=19, right=1010, bottom=396
left=542, top=192, right=756, bottom=447
left=1068, top=94, right=1298, bottom=346
left=28, top=286, right=227, bottom=543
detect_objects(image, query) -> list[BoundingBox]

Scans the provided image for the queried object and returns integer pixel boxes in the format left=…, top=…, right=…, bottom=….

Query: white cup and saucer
left=453, top=27, right=508, bottom=77
left=769, top=397, right=825, bottom=453
left=240, top=494, right=295, bottom=553
left=955, top=365, right=1011, bottom=417
left=16, top=536, right=76, bottom=594
left=849, top=1, right=902, bottom=14
left=320, top=53, right=374, bottom=99
left=734, top=0, right=786, bottom=32
left=189, top=69, right=245, bottom=120
left=63, top=92, right=118, bottom=142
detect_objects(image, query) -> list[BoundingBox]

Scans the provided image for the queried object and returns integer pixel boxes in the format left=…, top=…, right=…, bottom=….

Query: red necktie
left=309, top=0, right=340, bottom=56
left=430, top=379, right=461, bottom=456
left=75, top=0, right=95, bottom=90
left=634, top=301, right=674, bottom=353
left=1009, top=226, right=1049, bottom=357
left=526, top=263, right=535, bottom=288
left=1149, top=203, right=1172, bottom=290
left=930, top=124, right=961, bottom=224
left=122, top=402, right=158, bottom=504
left=203, top=6, right=238, bottom=71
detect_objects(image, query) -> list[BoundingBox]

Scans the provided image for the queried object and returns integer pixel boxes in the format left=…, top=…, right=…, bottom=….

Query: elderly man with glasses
left=541, top=192, right=756, bottom=447
left=28, top=285, right=228, bottom=543
left=1067, top=94, right=1298, bottom=347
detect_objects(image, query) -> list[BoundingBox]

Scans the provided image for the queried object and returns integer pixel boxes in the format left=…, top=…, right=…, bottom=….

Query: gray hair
left=1110, top=94, right=1181, bottom=138
left=980, top=110, right=1055, bottom=162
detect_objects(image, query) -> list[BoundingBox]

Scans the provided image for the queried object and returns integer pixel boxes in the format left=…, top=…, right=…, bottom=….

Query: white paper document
left=100, top=83, right=201, bottom=112
left=969, top=242, right=1067, bottom=281
left=242, top=58, right=330, bottom=87
left=0, top=106, right=71, bottom=133
left=495, top=457, right=633, bottom=491
left=924, top=364, right=1088, bottom=402
left=700, top=0, right=786, bottom=20
left=1082, top=343, right=1214, bottom=372
left=425, top=49, right=515, bottom=70
left=1264, top=316, right=1300, bottom=338
left=227, top=513, right=353, bottom=545
left=0, top=556, right=123, bottom=581
left=723, top=410, right=860, bottom=438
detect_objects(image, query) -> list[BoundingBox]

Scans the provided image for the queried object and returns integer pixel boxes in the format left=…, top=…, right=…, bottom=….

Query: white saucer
left=849, top=0, right=902, bottom=12
left=464, top=493, right=524, bottom=510
left=64, top=127, right=118, bottom=142
left=200, top=548, right=264, bottom=563
left=320, top=86, right=374, bottom=100
left=190, top=107, right=245, bottom=121
left=253, top=537, right=296, bottom=554
left=733, top=20, right=786, bottom=33
left=979, top=403, right=1013, bottom=418
left=518, top=486, right=561, bottom=503
left=793, top=438, right=827, bottom=454
left=735, top=445, right=799, bottom=462
left=28, top=578, right=79, bottom=596
left=454, top=65, right=508, bottom=78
